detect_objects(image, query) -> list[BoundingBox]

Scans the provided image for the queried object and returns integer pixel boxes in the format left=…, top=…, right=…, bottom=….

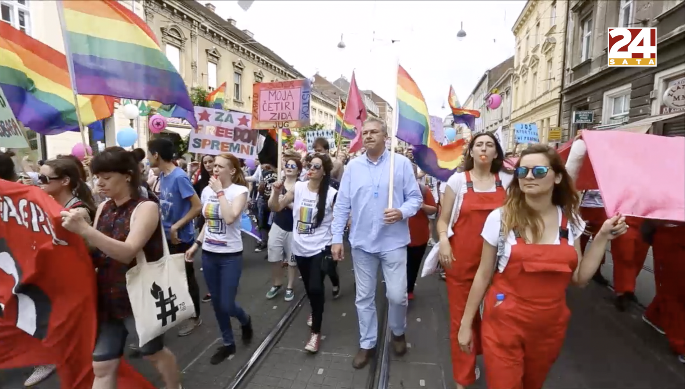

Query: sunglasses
left=285, top=163, right=297, bottom=169
left=307, top=163, right=322, bottom=171
left=515, top=166, right=551, bottom=179
left=38, top=174, right=61, bottom=184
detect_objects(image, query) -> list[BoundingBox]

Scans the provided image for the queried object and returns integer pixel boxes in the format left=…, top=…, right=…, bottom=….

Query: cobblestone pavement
left=2, top=241, right=685, bottom=388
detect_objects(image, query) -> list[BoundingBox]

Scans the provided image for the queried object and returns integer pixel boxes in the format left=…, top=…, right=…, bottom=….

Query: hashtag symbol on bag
left=151, top=282, right=179, bottom=326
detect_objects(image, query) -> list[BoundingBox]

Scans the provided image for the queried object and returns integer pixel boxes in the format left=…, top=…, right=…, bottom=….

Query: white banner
left=306, top=129, right=336, bottom=152
left=189, top=107, right=258, bottom=159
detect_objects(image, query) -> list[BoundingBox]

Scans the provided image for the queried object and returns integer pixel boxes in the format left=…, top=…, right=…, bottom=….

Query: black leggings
left=169, top=241, right=201, bottom=318
left=406, top=244, right=427, bottom=294
left=294, top=247, right=339, bottom=334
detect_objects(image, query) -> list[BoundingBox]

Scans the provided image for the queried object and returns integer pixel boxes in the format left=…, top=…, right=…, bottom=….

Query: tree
left=190, top=87, right=210, bottom=108
left=298, top=123, right=325, bottom=138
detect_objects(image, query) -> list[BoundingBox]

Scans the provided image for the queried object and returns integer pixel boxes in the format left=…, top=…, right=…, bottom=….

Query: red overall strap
left=513, top=210, right=570, bottom=244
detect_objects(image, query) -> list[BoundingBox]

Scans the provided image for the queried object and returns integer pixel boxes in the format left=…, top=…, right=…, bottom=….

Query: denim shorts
left=92, top=315, right=164, bottom=362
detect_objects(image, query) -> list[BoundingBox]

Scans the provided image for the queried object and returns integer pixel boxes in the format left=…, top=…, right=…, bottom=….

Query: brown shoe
left=392, top=334, right=407, bottom=356
left=352, top=347, right=376, bottom=369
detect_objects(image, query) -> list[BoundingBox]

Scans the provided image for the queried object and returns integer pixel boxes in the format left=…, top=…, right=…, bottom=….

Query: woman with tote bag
left=60, top=147, right=184, bottom=389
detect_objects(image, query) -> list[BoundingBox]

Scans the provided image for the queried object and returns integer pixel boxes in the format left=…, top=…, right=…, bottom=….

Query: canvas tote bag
left=125, top=204, right=195, bottom=347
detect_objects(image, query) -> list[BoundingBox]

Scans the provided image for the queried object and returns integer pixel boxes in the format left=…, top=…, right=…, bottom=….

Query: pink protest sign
left=251, top=79, right=312, bottom=129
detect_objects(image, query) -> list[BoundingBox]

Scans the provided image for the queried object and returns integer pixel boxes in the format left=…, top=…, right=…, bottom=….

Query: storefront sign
left=0, top=87, right=29, bottom=149
left=189, top=108, right=257, bottom=159
left=662, top=76, right=685, bottom=114
left=548, top=127, right=563, bottom=142
left=573, top=110, right=594, bottom=124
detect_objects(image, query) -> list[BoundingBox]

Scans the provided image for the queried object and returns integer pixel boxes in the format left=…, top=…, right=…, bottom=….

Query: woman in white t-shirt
left=435, top=132, right=513, bottom=389
left=457, top=144, right=627, bottom=389
left=185, top=153, right=253, bottom=366
left=269, top=153, right=338, bottom=354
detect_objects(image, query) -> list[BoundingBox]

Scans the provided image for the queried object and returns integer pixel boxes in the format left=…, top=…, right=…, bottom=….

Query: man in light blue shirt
left=331, top=117, right=422, bottom=369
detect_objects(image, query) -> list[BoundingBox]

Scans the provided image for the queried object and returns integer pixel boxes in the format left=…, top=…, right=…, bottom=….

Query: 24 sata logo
left=608, top=27, right=657, bottom=67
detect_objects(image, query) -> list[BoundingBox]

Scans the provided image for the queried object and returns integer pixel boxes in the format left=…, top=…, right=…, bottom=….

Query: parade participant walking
left=457, top=144, right=627, bottom=389
left=406, top=164, right=437, bottom=300
left=185, top=153, right=253, bottom=365
left=641, top=220, right=685, bottom=363
left=610, top=216, right=650, bottom=311
left=436, top=132, right=512, bottom=388
left=265, top=156, right=301, bottom=302
left=578, top=190, right=609, bottom=285
left=193, top=155, right=214, bottom=303
left=60, top=147, right=183, bottom=389
left=148, top=138, right=203, bottom=337
left=332, top=117, right=423, bottom=369
left=270, top=153, right=338, bottom=353
left=312, top=137, right=344, bottom=185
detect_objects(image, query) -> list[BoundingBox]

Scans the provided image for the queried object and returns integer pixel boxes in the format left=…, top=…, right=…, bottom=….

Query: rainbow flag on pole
left=57, top=0, right=197, bottom=128
left=0, top=23, right=114, bottom=135
left=396, top=65, right=465, bottom=181
left=334, top=97, right=356, bottom=140
left=206, top=82, right=226, bottom=109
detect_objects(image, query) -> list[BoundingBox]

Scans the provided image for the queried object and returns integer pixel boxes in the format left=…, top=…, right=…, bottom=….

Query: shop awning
left=616, top=111, right=685, bottom=134
left=163, top=125, right=190, bottom=138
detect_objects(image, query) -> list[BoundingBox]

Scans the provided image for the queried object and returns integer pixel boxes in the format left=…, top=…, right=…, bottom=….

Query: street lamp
left=337, top=34, right=346, bottom=49
left=457, top=22, right=466, bottom=41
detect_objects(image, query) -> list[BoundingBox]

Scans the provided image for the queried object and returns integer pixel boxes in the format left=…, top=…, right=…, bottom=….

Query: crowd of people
left=1, top=114, right=682, bottom=389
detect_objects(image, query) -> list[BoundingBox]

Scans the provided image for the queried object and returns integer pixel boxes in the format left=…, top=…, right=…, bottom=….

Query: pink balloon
left=71, top=143, right=92, bottom=160
left=487, top=93, right=502, bottom=110
left=148, top=114, right=167, bottom=134
left=294, top=140, right=306, bottom=151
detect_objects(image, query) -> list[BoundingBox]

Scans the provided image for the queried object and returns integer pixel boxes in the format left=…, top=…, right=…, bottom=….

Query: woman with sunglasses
left=436, top=132, right=512, bottom=389
left=265, top=155, right=302, bottom=302
left=457, top=144, right=627, bottom=389
left=269, top=153, right=339, bottom=353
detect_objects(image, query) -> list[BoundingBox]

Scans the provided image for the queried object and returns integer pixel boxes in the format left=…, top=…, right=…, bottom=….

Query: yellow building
left=510, top=0, right=568, bottom=145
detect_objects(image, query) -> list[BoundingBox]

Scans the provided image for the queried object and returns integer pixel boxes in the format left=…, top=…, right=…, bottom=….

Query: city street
left=1, top=239, right=684, bottom=388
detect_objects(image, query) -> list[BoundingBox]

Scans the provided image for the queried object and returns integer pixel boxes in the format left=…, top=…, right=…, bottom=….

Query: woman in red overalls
left=610, top=216, right=650, bottom=311
left=456, top=144, right=627, bottom=389
left=436, top=132, right=513, bottom=389
left=642, top=220, right=685, bottom=363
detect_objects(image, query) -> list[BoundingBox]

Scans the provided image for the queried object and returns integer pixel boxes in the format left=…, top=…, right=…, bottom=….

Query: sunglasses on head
left=515, top=166, right=550, bottom=179
left=38, top=174, right=61, bottom=184
left=307, top=163, right=322, bottom=171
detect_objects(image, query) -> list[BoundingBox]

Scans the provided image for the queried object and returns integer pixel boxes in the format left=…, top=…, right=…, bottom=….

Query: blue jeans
left=201, top=250, right=250, bottom=346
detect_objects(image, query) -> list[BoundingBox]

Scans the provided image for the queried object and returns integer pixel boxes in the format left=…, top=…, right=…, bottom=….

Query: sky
left=209, top=0, right=526, bottom=119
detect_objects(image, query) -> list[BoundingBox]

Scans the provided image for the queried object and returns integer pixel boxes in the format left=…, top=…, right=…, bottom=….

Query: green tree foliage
left=190, top=87, right=210, bottom=108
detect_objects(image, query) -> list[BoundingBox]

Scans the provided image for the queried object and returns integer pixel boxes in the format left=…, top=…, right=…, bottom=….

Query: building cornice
left=513, top=0, right=536, bottom=36
left=147, top=0, right=300, bottom=80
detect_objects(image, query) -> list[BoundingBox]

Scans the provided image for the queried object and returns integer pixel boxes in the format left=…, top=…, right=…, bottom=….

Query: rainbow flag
left=448, top=85, right=460, bottom=109
left=58, top=0, right=197, bottom=128
left=206, top=82, right=226, bottom=109
left=0, top=24, right=114, bottom=135
left=334, top=98, right=355, bottom=139
left=396, top=65, right=465, bottom=181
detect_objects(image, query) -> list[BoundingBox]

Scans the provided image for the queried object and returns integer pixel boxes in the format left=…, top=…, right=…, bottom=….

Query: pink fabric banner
left=583, top=130, right=685, bottom=222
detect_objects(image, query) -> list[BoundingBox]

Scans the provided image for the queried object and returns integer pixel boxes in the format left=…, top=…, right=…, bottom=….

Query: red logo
left=608, top=27, right=657, bottom=67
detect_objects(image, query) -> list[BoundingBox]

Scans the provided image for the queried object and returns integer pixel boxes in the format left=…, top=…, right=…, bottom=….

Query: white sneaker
left=306, top=313, right=313, bottom=327
left=304, top=332, right=320, bottom=353
left=475, top=366, right=481, bottom=380
left=24, top=365, right=55, bottom=387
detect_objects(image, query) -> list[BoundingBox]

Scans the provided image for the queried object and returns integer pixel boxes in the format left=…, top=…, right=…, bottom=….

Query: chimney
left=204, top=3, right=215, bottom=12
left=227, top=18, right=237, bottom=26
left=242, top=29, right=254, bottom=38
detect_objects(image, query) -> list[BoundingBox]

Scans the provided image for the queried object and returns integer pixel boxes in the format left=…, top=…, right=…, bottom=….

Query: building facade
left=309, top=88, right=337, bottom=129
left=511, top=0, right=568, bottom=144
left=561, top=0, right=685, bottom=138
left=13, top=0, right=303, bottom=158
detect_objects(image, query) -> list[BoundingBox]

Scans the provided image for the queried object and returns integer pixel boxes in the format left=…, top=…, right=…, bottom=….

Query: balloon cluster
left=294, top=140, right=306, bottom=151
left=71, top=143, right=92, bottom=160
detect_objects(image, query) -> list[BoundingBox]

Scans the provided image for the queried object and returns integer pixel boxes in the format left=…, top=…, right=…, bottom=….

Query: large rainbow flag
left=0, top=23, right=114, bottom=135
left=206, top=82, right=226, bottom=109
left=58, top=0, right=197, bottom=128
left=396, top=65, right=465, bottom=181
left=334, top=97, right=356, bottom=139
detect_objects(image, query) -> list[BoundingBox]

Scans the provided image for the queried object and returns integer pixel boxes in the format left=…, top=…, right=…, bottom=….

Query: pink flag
left=582, top=130, right=685, bottom=222
left=344, top=72, right=368, bottom=153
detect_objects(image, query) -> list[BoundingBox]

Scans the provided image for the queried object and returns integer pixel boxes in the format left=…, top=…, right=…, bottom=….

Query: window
left=551, top=2, right=557, bottom=26
left=618, top=0, right=634, bottom=28
left=580, top=16, right=593, bottom=61
left=522, top=79, right=527, bottom=103
left=535, top=22, right=540, bottom=46
left=602, top=84, right=632, bottom=125
left=532, top=71, right=538, bottom=99
left=525, top=32, right=529, bottom=53
left=165, top=44, right=181, bottom=72
left=517, top=45, right=521, bottom=66
left=207, top=62, right=217, bottom=90
left=1, top=0, right=31, bottom=35
left=233, top=72, right=242, bottom=100
left=546, top=59, right=553, bottom=91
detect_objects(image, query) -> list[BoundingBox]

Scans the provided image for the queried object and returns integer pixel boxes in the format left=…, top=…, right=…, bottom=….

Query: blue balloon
left=116, top=127, right=138, bottom=147
left=445, top=127, right=457, bottom=142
